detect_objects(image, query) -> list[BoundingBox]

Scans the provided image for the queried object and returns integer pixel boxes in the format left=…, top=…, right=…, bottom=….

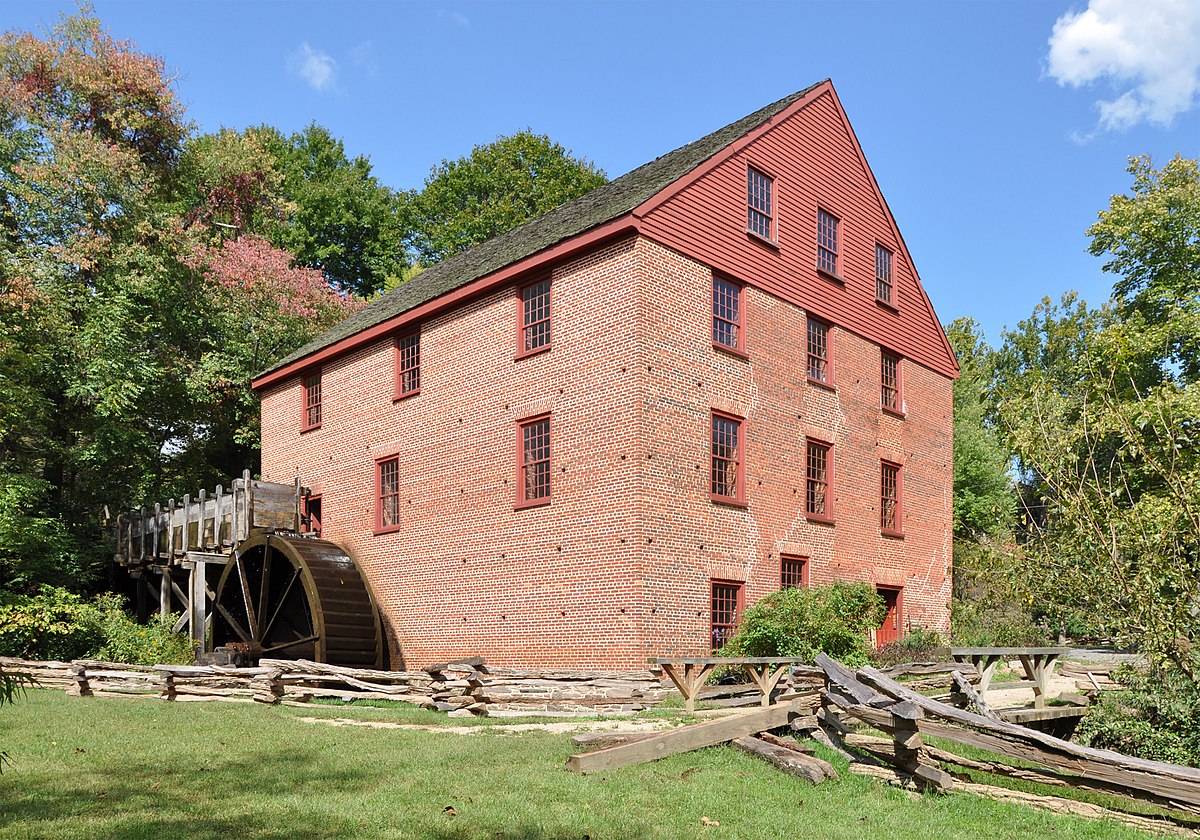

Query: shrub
left=0, top=587, right=194, bottom=665
left=870, top=626, right=948, bottom=668
left=0, top=585, right=102, bottom=661
left=719, top=582, right=885, bottom=667
left=951, top=598, right=1050, bottom=647
left=1076, top=663, right=1200, bottom=767
left=90, top=595, right=195, bottom=665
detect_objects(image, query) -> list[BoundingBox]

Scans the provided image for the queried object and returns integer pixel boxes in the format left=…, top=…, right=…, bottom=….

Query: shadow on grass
left=0, top=745, right=371, bottom=839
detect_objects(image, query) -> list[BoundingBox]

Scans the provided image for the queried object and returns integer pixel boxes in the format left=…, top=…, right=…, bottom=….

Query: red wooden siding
left=637, top=87, right=955, bottom=380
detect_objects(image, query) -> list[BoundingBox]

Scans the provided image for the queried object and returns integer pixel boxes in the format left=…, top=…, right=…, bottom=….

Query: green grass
left=0, top=689, right=1164, bottom=839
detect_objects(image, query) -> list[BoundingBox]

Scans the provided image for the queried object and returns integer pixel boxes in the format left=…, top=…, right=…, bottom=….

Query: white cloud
left=288, top=42, right=338, bottom=92
left=437, top=9, right=469, bottom=28
left=350, top=41, right=378, bottom=77
left=1047, top=0, right=1200, bottom=131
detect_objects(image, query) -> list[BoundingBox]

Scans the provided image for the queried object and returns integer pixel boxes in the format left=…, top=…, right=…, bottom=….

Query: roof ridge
left=256, top=81, right=826, bottom=381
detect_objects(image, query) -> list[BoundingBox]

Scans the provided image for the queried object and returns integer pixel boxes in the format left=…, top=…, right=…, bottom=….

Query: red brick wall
left=632, top=237, right=951, bottom=657
left=262, top=236, right=649, bottom=669
left=260, top=233, right=952, bottom=668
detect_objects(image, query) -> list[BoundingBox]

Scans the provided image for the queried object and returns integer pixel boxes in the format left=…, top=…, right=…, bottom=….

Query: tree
left=403, top=130, right=607, bottom=263
left=945, top=317, right=1014, bottom=542
left=257, top=124, right=406, bottom=296
left=993, top=157, right=1200, bottom=684
left=0, top=11, right=358, bottom=591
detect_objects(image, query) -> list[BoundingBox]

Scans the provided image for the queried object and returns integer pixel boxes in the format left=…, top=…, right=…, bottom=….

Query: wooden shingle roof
left=257, top=81, right=824, bottom=380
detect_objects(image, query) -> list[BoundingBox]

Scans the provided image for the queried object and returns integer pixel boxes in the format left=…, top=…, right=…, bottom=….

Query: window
left=881, top=461, right=903, bottom=536
left=876, top=243, right=894, bottom=305
left=746, top=166, right=774, bottom=240
left=881, top=351, right=902, bottom=413
left=376, top=456, right=400, bottom=534
left=817, top=209, right=839, bottom=276
left=519, top=278, right=551, bottom=356
left=780, top=555, right=808, bottom=590
left=302, top=373, right=322, bottom=431
left=302, top=494, right=322, bottom=538
left=395, top=331, right=420, bottom=398
left=806, top=439, right=833, bottom=521
left=710, top=412, right=744, bottom=503
left=517, top=415, right=551, bottom=507
left=712, top=275, right=744, bottom=353
left=807, top=318, right=832, bottom=384
left=711, top=581, right=743, bottom=651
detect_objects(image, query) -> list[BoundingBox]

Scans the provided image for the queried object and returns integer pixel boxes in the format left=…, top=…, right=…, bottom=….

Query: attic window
left=747, top=166, right=774, bottom=241
left=817, top=209, right=839, bottom=276
left=394, top=331, right=420, bottom=399
left=519, top=278, right=552, bottom=357
left=876, top=244, right=894, bottom=305
left=302, top=373, right=322, bottom=432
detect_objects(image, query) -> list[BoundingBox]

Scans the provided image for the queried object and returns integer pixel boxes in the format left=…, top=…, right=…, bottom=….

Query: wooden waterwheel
left=211, top=531, right=383, bottom=668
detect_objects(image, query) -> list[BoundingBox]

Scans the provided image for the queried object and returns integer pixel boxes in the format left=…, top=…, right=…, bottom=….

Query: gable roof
left=254, top=81, right=826, bottom=386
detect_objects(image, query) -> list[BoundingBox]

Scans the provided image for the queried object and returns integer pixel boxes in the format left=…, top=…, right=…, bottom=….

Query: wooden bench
left=650, top=657, right=809, bottom=714
left=950, top=647, right=1067, bottom=708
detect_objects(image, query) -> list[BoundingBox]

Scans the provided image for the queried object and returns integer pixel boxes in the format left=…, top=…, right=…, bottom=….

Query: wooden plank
left=731, top=736, right=830, bottom=783
left=952, top=670, right=1000, bottom=721
left=567, top=699, right=810, bottom=773
left=857, top=665, right=1200, bottom=812
left=816, top=652, right=891, bottom=707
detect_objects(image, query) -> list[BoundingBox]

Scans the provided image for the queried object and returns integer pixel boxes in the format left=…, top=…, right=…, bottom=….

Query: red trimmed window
left=746, top=166, right=774, bottom=240
left=395, top=331, right=420, bottom=398
left=711, top=580, right=743, bottom=651
left=302, top=373, right=322, bottom=431
left=780, top=555, right=808, bottom=590
left=518, top=415, right=551, bottom=507
left=881, top=461, right=903, bottom=535
left=806, top=439, right=833, bottom=520
left=519, top=278, right=552, bottom=356
left=710, top=412, right=743, bottom=503
left=376, top=456, right=400, bottom=533
left=807, top=318, right=831, bottom=384
left=712, top=275, right=743, bottom=352
left=302, top=494, right=322, bottom=538
left=817, top=209, right=839, bottom=275
left=876, top=243, right=894, bottom=304
left=881, top=351, right=901, bottom=413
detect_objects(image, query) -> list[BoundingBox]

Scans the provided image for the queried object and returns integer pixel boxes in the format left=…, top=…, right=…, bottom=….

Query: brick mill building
left=251, top=80, right=958, bottom=670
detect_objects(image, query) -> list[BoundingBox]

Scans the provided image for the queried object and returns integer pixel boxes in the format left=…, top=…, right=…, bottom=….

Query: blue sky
left=4, top=0, right=1198, bottom=346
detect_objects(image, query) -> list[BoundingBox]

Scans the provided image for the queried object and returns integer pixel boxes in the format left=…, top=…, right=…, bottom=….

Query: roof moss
left=259, top=82, right=824, bottom=378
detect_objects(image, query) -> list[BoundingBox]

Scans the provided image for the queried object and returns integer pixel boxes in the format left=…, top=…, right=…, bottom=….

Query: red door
left=876, top=587, right=902, bottom=647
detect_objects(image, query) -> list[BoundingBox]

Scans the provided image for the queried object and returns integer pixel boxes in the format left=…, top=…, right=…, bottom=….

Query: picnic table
left=650, top=657, right=809, bottom=714
left=950, top=647, right=1068, bottom=708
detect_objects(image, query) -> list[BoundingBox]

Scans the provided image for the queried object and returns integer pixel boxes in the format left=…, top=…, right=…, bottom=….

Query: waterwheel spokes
left=260, top=634, right=319, bottom=655
left=257, top=539, right=274, bottom=642
left=213, top=600, right=252, bottom=643
left=233, top=550, right=260, bottom=640
left=261, top=566, right=302, bottom=643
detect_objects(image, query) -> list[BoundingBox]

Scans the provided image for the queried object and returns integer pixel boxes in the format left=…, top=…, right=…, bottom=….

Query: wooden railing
left=112, top=471, right=303, bottom=567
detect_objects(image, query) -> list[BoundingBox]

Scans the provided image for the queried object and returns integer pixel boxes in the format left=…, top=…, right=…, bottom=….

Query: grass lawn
left=0, top=689, right=1164, bottom=839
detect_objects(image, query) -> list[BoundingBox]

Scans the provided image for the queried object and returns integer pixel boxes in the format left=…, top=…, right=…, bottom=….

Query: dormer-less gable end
left=252, top=80, right=955, bottom=391
left=633, top=82, right=958, bottom=379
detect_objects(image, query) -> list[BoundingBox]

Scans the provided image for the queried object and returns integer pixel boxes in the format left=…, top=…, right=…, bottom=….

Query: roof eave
left=250, top=216, right=641, bottom=392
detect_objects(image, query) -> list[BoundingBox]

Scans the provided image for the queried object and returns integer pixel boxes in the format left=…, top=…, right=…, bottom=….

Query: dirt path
left=295, top=716, right=677, bottom=736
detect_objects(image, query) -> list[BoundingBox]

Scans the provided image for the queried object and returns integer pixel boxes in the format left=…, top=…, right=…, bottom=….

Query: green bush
left=0, top=587, right=194, bottom=665
left=719, top=582, right=885, bottom=667
left=950, top=598, right=1050, bottom=647
left=1076, top=664, right=1200, bottom=767
left=90, top=595, right=195, bottom=665
left=870, top=626, right=948, bottom=668
left=0, top=585, right=102, bottom=661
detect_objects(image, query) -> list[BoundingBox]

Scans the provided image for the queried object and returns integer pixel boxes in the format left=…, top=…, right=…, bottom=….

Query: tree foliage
left=403, top=130, right=607, bottom=263
left=0, top=11, right=356, bottom=590
left=993, top=157, right=1200, bottom=684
